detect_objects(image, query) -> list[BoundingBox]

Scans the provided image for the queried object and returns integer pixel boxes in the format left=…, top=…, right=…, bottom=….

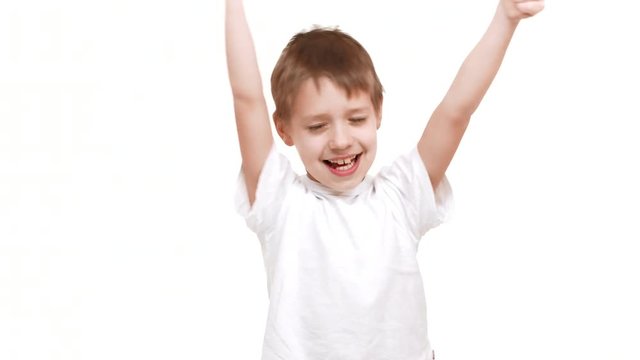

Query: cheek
left=357, top=127, right=378, bottom=148
left=296, top=135, right=326, bottom=159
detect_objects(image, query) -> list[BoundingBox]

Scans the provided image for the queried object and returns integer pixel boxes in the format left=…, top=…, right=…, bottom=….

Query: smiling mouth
left=323, top=153, right=361, bottom=173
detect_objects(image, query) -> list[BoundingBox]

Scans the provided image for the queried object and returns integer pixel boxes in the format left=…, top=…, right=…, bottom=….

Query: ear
left=274, top=112, right=294, bottom=146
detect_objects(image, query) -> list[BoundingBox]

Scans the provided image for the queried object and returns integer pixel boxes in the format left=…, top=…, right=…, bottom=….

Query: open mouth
left=323, top=153, right=362, bottom=175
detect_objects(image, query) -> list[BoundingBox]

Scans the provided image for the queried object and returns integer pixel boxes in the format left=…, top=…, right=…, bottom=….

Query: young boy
left=226, top=0, right=544, bottom=359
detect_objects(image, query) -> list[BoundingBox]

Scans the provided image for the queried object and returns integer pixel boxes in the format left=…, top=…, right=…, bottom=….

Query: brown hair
left=271, top=26, right=384, bottom=122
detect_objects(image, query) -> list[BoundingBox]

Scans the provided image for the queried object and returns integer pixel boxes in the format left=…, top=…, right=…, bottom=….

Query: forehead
left=291, top=77, right=373, bottom=119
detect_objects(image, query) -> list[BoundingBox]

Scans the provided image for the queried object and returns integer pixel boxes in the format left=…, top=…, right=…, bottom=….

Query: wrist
left=495, top=3, right=521, bottom=28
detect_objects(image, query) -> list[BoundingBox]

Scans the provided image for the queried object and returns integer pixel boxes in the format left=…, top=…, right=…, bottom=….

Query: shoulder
left=374, top=148, right=427, bottom=191
left=373, top=147, right=454, bottom=235
left=236, top=147, right=305, bottom=232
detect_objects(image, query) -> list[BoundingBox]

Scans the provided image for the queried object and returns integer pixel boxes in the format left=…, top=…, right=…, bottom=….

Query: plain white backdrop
left=1, top=0, right=639, bottom=359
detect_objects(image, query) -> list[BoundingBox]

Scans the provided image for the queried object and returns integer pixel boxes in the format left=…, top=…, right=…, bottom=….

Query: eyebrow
left=301, top=113, right=332, bottom=122
left=345, top=107, right=370, bottom=115
left=301, top=107, right=370, bottom=122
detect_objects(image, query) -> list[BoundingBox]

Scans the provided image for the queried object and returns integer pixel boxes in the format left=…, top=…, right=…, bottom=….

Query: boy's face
left=277, top=77, right=381, bottom=192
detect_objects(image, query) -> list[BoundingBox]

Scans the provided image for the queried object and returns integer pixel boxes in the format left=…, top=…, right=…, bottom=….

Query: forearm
left=225, top=0, right=265, bottom=102
left=439, top=5, right=519, bottom=119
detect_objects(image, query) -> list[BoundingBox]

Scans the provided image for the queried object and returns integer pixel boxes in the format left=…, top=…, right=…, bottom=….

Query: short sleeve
left=235, top=145, right=297, bottom=235
left=376, top=148, right=454, bottom=238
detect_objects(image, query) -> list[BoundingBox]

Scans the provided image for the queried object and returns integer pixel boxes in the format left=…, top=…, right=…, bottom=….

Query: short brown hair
left=271, top=27, right=384, bottom=122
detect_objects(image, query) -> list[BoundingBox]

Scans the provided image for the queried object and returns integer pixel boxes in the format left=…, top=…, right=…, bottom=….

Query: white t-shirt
left=236, top=146, right=453, bottom=360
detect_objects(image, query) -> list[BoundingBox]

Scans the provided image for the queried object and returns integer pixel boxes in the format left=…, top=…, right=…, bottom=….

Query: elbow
left=435, top=103, right=472, bottom=128
left=231, top=87, right=264, bottom=104
left=229, top=77, right=265, bottom=104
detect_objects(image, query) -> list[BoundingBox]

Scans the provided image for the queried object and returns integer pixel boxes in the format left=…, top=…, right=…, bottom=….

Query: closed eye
left=349, top=117, right=367, bottom=123
left=307, top=123, right=326, bottom=131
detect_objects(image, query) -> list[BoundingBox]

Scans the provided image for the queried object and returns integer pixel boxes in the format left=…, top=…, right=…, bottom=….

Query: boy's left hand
left=500, top=0, right=545, bottom=20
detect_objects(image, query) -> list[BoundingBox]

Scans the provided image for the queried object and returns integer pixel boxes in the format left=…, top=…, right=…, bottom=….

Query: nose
left=328, top=123, right=353, bottom=150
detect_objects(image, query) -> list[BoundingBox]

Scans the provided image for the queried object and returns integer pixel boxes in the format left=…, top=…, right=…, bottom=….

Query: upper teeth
left=329, top=155, right=356, bottom=165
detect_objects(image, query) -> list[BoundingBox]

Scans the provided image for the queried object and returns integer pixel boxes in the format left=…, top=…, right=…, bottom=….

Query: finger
left=515, top=1, right=545, bottom=17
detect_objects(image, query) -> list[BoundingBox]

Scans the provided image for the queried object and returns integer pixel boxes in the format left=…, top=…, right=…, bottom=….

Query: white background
left=1, top=0, right=639, bottom=359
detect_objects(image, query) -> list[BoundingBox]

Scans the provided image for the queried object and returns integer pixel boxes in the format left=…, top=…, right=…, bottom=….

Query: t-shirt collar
left=301, top=173, right=371, bottom=199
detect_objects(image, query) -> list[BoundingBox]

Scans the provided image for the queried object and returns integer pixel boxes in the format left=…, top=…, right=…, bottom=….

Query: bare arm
left=418, top=0, right=544, bottom=189
left=225, top=0, right=274, bottom=205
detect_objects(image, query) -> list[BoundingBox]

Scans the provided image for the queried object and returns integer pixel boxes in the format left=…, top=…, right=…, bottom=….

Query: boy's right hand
left=500, top=0, right=545, bottom=21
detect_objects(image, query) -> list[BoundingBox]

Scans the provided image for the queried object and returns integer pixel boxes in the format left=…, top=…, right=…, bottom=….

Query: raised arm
left=225, top=0, right=274, bottom=204
left=417, top=0, right=544, bottom=189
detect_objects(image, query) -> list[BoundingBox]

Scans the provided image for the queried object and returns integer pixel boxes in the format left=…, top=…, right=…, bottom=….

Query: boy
left=226, top=0, right=544, bottom=359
